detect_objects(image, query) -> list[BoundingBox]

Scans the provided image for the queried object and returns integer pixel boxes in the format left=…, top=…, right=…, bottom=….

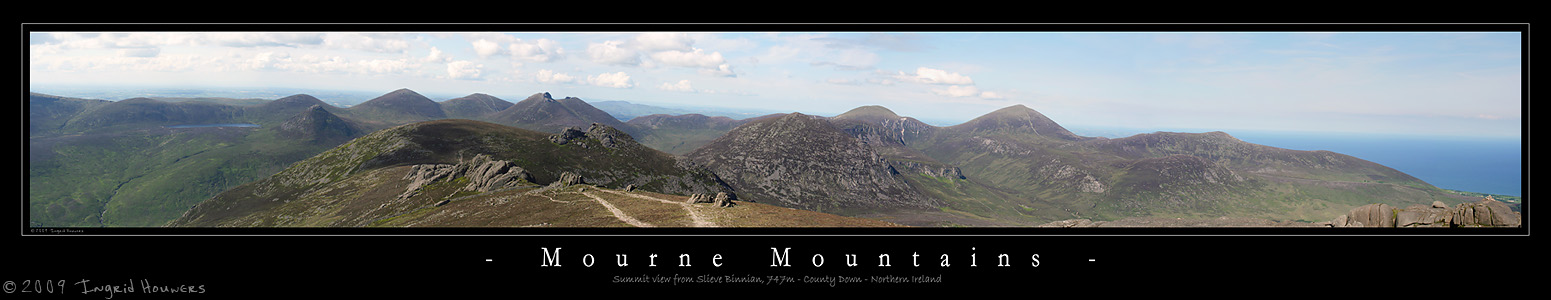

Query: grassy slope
left=28, top=126, right=337, bottom=227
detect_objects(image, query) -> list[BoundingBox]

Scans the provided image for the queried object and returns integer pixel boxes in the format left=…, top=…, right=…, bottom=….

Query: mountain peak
left=273, top=94, right=323, bottom=105
left=350, top=88, right=446, bottom=121
left=954, top=104, right=1085, bottom=141
left=833, top=105, right=902, bottom=122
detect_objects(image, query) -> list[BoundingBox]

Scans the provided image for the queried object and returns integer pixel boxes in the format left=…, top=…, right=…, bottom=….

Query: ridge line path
left=580, top=191, right=654, bottom=227
left=595, top=189, right=715, bottom=227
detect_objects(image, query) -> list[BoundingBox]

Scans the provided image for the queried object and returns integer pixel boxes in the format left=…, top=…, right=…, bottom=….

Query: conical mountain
left=442, top=93, right=514, bottom=119
left=832, top=105, right=902, bottom=122
left=488, top=92, right=640, bottom=137
left=830, top=105, right=936, bottom=149
left=347, top=88, right=446, bottom=123
left=276, top=105, right=368, bottom=143
left=949, top=104, right=1086, bottom=141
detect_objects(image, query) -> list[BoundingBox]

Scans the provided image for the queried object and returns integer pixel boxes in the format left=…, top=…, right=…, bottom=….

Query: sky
left=27, top=29, right=1524, bottom=138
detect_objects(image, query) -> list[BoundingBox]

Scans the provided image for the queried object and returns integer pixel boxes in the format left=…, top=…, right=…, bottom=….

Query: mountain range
left=27, top=88, right=1492, bottom=228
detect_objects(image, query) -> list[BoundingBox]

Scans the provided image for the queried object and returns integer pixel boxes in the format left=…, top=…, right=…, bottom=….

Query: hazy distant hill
left=27, top=92, right=379, bottom=227
left=627, top=113, right=751, bottom=155
left=441, top=93, right=514, bottom=119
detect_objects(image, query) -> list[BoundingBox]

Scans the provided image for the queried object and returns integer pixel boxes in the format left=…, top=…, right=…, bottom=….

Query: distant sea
left=1231, top=131, right=1523, bottom=197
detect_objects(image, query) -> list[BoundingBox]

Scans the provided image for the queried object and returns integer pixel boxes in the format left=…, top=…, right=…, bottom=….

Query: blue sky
left=28, top=30, right=1523, bottom=138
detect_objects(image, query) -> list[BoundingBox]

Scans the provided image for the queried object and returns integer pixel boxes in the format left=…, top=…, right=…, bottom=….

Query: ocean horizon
left=1231, top=131, right=1523, bottom=197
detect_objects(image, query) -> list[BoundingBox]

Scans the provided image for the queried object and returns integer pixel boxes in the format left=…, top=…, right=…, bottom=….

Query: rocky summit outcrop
left=554, top=171, right=585, bottom=186
left=398, top=154, right=534, bottom=200
left=548, top=123, right=635, bottom=150
left=685, top=192, right=737, bottom=207
left=1330, top=198, right=1521, bottom=228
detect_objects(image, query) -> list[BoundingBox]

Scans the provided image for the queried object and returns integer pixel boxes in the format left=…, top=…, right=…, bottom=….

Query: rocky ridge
left=398, top=153, right=535, bottom=201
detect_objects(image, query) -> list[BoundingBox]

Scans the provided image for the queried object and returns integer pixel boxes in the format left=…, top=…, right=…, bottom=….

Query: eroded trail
left=580, top=191, right=654, bottom=227
left=595, top=189, right=714, bottom=227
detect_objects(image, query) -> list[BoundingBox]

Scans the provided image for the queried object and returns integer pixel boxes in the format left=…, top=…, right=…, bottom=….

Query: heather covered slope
left=28, top=92, right=375, bottom=227
left=686, top=112, right=941, bottom=214
left=687, top=103, right=1477, bottom=226
left=169, top=119, right=739, bottom=227
left=627, top=113, right=750, bottom=155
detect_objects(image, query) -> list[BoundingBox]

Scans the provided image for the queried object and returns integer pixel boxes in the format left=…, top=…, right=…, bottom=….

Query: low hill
left=441, top=93, right=514, bottom=119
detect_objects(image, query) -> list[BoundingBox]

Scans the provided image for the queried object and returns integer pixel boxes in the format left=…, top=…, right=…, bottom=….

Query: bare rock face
left=397, top=154, right=534, bottom=201
left=399, top=164, right=462, bottom=200
left=1336, top=204, right=1397, bottom=227
left=548, top=127, right=587, bottom=146
left=1451, top=199, right=1521, bottom=227
left=687, top=193, right=715, bottom=204
left=714, top=192, right=735, bottom=207
left=555, top=171, right=585, bottom=186
left=547, top=123, right=636, bottom=150
left=1330, top=198, right=1520, bottom=228
left=462, top=154, right=535, bottom=193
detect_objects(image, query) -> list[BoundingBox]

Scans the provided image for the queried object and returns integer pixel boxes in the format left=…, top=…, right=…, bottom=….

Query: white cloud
left=660, top=79, right=696, bottom=92
left=425, top=47, right=451, bottom=63
left=587, top=72, right=634, bottom=88
left=931, top=85, right=981, bottom=98
left=473, top=39, right=504, bottom=58
left=633, top=33, right=694, bottom=52
left=650, top=48, right=726, bottom=68
left=535, top=69, right=576, bottom=84
left=588, top=40, right=640, bottom=66
left=361, top=59, right=413, bottom=74
left=447, top=60, right=483, bottom=80
left=979, top=91, right=1005, bottom=99
left=117, top=47, right=160, bottom=58
left=902, top=67, right=974, bottom=85
left=322, top=33, right=410, bottom=53
left=509, top=39, right=564, bottom=62
left=699, top=63, right=736, bottom=77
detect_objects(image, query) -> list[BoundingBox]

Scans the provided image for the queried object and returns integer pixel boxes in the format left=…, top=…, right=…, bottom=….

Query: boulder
left=714, top=192, right=735, bottom=207
left=398, top=154, right=536, bottom=201
left=687, top=193, right=715, bottom=204
left=556, top=171, right=585, bottom=186
left=462, top=154, right=534, bottom=193
left=548, top=127, right=587, bottom=145
left=1343, top=204, right=1396, bottom=228
left=1395, top=204, right=1452, bottom=227
left=1452, top=199, right=1521, bottom=227
left=1331, top=198, right=1520, bottom=228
